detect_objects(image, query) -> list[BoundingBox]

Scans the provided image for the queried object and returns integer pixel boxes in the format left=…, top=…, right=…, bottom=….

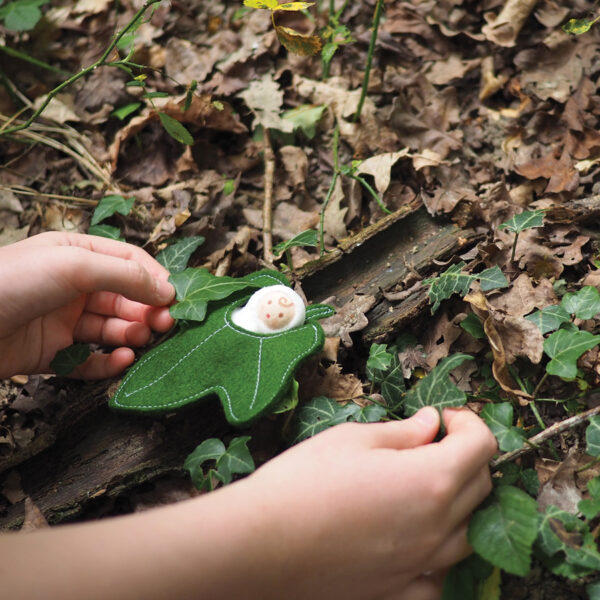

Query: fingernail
left=156, top=279, right=174, bottom=302
left=413, top=407, right=439, bottom=427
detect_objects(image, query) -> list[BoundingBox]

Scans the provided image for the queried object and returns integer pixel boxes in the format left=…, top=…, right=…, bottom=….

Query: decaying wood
left=0, top=205, right=481, bottom=529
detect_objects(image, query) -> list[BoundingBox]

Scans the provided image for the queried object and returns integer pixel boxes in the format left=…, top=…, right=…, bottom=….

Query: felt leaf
left=50, top=343, right=91, bottom=376
left=111, top=271, right=326, bottom=426
left=272, top=229, right=318, bottom=257
left=273, top=2, right=315, bottom=11
left=525, top=305, right=570, bottom=334
left=544, top=329, right=600, bottom=379
left=560, top=286, right=600, bottom=320
left=460, top=313, right=485, bottom=339
left=88, top=224, right=124, bottom=241
left=275, top=25, right=322, bottom=56
left=586, top=416, right=600, bottom=457
left=304, top=304, right=335, bottom=321
left=158, top=112, right=194, bottom=145
left=403, top=354, right=473, bottom=416
left=424, top=262, right=476, bottom=314
left=498, top=209, right=545, bottom=234
left=290, top=396, right=359, bottom=444
left=169, top=268, right=263, bottom=321
left=243, top=0, right=278, bottom=8
left=468, top=486, right=539, bottom=576
left=366, top=343, right=393, bottom=373
left=156, top=236, right=205, bottom=274
left=282, top=105, right=326, bottom=139
left=480, top=403, right=526, bottom=452
left=478, top=266, right=509, bottom=292
left=91, top=194, right=135, bottom=226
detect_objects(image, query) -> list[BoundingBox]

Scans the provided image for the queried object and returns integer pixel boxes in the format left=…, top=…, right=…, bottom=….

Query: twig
left=262, top=128, right=275, bottom=266
left=0, top=185, right=98, bottom=206
left=491, top=404, right=600, bottom=469
left=354, top=0, right=384, bottom=122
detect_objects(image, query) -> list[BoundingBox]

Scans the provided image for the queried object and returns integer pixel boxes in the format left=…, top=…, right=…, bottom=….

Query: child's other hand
left=0, top=232, right=175, bottom=379
left=238, top=407, right=497, bottom=600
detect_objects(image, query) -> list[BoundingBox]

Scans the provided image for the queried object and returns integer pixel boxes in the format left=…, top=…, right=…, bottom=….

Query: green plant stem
left=351, top=174, right=391, bottom=214
left=529, top=401, right=546, bottom=430
left=0, top=0, right=163, bottom=137
left=285, top=248, right=293, bottom=271
left=354, top=0, right=384, bottom=123
left=0, top=45, right=69, bottom=76
left=576, top=456, right=600, bottom=474
left=532, top=372, right=549, bottom=399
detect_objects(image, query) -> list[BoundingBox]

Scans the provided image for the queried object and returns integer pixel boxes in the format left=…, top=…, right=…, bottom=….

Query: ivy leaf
left=157, top=112, right=194, bottom=145
left=478, top=266, right=508, bottom=292
left=544, top=329, right=600, bottom=379
left=480, top=403, right=526, bottom=452
left=272, top=230, right=318, bottom=257
left=468, top=486, right=539, bottom=576
left=589, top=581, right=600, bottom=599
left=351, top=403, right=387, bottom=423
left=282, top=104, right=326, bottom=139
left=366, top=343, right=393, bottom=373
left=88, top=224, right=124, bottom=241
left=50, top=343, right=91, bottom=376
left=460, top=313, right=485, bottom=339
left=275, top=25, right=322, bottom=56
left=290, top=396, right=359, bottom=444
left=91, top=194, right=135, bottom=226
left=424, top=262, right=475, bottom=314
left=156, top=236, right=205, bottom=274
left=403, top=354, right=472, bottom=416
left=525, top=305, right=571, bottom=334
left=578, top=477, right=600, bottom=520
left=169, top=268, right=261, bottom=321
left=380, top=354, right=406, bottom=408
left=560, top=286, right=600, bottom=320
left=183, top=438, right=226, bottom=485
left=498, top=209, right=545, bottom=234
left=0, top=0, right=48, bottom=31
left=215, top=436, right=255, bottom=485
left=586, top=416, right=600, bottom=457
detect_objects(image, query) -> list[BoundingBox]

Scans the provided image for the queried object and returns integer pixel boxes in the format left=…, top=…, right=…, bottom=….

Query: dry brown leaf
left=537, top=451, right=585, bottom=513
left=423, top=312, right=463, bottom=369
left=320, top=295, right=377, bottom=348
left=482, top=0, right=538, bottom=47
left=488, top=274, right=557, bottom=317
left=356, top=149, right=410, bottom=195
left=515, top=148, right=579, bottom=194
left=323, top=176, right=348, bottom=242
left=279, top=146, right=308, bottom=191
left=21, top=497, right=50, bottom=531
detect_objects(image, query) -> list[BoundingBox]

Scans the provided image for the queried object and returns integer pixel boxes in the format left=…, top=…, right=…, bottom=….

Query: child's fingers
left=70, top=347, right=135, bottom=379
left=74, top=314, right=152, bottom=347
left=447, top=466, right=493, bottom=527
left=366, top=407, right=440, bottom=450
left=395, top=570, right=447, bottom=600
left=423, top=520, right=472, bottom=571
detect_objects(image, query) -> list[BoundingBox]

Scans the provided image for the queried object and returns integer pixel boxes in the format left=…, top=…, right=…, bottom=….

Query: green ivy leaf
left=282, top=104, right=326, bottom=139
left=561, top=286, right=600, bottom=320
left=215, top=436, right=255, bottom=485
left=351, top=403, right=387, bottom=423
left=578, top=476, right=600, bottom=520
left=0, top=0, right=48, bottom=31
left=91, top=194, right=135, bottom=226
left=498, top=209, right=545, bottom=234
left=480, top=403, right=526, bottom=452
left=272, top=229, right=318, bottom=257
left=460, top=313, right=485, bottom=339
left=478, top=265, right=509, bottom=292
left=156, top=236, right=205, bottom=274
left=525, top=305, right=571, bottom=334
left=111, top=102, right=142, bottom=121
left=88, top=224, right=124, bottom=241
left=380, top=354, right=406, bottom=408
left=442, top=555, right=494, bottom=600
left=50, top=343, right=91, bottom=376
left=544, top=329, right=600, bottom=379
left=366, top=343, right=393, bottom=373
left=424, top=262, right=475, bottom=314
left=586, top=416, right=600, bottom=457
left=588, top=580, right=600, bottom=599
left=290, top=396, right=359, bottom=444
left=521, top=469, right=540, bottom=497
left=468, top=486, right=539, bottom=576
left=403, top=354, right=472, bottom=416
left=169, top=268, right=261, bottom=321
left=158, top=112, right=194, bottom=145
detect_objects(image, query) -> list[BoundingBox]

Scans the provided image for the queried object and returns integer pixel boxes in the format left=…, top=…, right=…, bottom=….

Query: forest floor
left=2, top=0, right=600, bottom=597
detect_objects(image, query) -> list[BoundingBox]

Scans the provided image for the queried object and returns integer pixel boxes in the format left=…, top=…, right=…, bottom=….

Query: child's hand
left=0, top=232, right=175, bottom=379
left=231, top=407, right=497, bottom=600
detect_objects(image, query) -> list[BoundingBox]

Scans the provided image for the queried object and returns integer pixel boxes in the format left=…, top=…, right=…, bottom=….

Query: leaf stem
left=319, top=124, right=340, bottom=255
left=350, top=174, right=391, bottom=214
left=532, top=372, right=549, bottom=399
left=354, top=0, right=384, bottom=122
left=511, top=231, right=519, bottom=263
left=0, top=45, right=69, bottom=76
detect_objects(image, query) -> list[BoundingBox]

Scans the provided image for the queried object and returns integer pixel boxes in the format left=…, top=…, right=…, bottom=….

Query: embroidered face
left=231, top=285, right=306, bottom=334
left=257, top=290, right=296, bottom=330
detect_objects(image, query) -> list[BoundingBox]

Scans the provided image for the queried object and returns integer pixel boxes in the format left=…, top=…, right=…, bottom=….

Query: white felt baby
left=231, top=285, right=306, bottom=334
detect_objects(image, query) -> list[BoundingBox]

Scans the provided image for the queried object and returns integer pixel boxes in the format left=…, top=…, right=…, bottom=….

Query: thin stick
left=0, top=185, right=98, bottom=206
left=354, top=0, right=384, bottom=123
left=262, top=128, right=275, bottom=265
left=491, top=404, right=600, bottom=469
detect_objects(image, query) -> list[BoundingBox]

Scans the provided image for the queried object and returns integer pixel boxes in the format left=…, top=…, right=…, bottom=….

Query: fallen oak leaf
left=320, top=295, right=377, bottom=348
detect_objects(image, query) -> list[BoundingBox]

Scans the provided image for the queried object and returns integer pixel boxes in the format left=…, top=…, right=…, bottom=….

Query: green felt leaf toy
left=110, top=269, right=334, bottom=426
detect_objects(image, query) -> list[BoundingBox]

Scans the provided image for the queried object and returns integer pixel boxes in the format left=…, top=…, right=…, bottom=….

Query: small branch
left=491, top=404, right=600, bottom=469
left=262, top=128, right=275, bottom=266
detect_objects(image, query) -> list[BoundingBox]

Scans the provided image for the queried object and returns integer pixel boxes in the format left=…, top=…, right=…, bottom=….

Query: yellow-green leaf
left=275, top=25, right=322, bottom=56
left=243, top=0, right=278, bottom=8
left=273, top=2, right=315, bottom=11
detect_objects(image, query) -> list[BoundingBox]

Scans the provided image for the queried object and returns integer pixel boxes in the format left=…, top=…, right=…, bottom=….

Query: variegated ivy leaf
left=481, top=403, right=526, bottom=452
left=586, top=416, right=600, bottom=457
left=272, top=230, right=318, bottom=257
left=403, top=353, right=472, bottom=416
left=290, top=396, right=359, bottom=444
left=156, top=236, right=205, bottom=274
left=478, top=265, right=509, bottom=292
left=525, top=305, right=570, bottom=334
left=498, top=209, right=545, bottom=234
left=424, top=262, right=475, bottom=314
left=544, top=329, right=600, bottom=379
left=561, top=286, right=600, bottom=320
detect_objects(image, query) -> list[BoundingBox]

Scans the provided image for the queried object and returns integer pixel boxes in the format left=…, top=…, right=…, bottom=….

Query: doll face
left=257, top=289, right=296, bottom=331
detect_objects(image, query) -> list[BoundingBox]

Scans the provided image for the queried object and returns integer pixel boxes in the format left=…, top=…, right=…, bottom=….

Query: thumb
left=367, top=407, right=440, bottom=450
